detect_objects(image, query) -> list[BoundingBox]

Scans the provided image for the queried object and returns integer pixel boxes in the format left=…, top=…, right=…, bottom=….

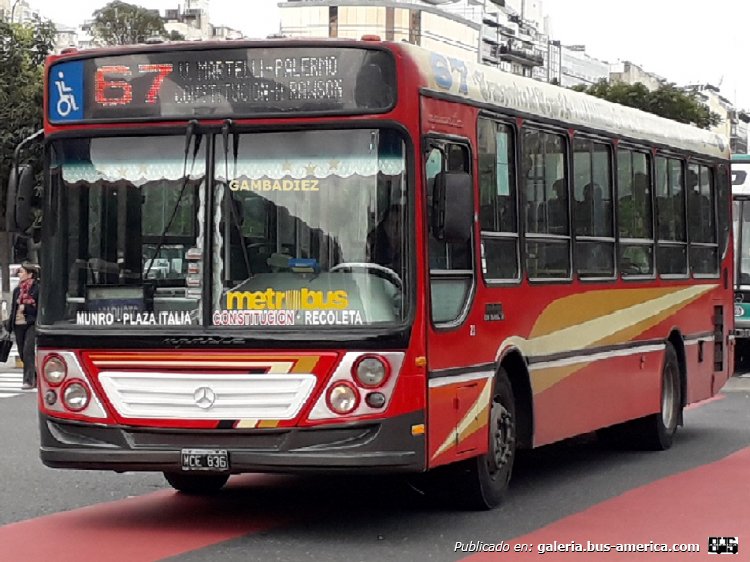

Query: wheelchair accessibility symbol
left=49, top=61, right=83, bottom=121
left=55, top=72, right=79, bottom=117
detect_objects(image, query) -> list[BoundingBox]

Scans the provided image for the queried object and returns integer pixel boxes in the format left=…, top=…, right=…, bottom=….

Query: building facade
left=557, top=44, right=609, bottom=88
left=280, top=1, right=480, bottom=61
left=279, top=0, right=554, bottom=78
left=609, top=61, right=664, bottom=91
left=0, top=0, right=39, bottom=24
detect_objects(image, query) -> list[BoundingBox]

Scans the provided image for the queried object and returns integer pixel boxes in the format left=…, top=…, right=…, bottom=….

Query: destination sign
left=48, top=46, right=396, bottom=123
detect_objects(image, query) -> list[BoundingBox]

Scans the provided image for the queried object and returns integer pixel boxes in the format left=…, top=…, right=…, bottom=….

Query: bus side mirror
left=14, top=165, right=35, bottom=232
left=431, top=171, right=473, bottom=243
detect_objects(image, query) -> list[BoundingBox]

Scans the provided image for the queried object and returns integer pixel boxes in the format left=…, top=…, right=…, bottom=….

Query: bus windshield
left=41, top=128, right=408, bottom=330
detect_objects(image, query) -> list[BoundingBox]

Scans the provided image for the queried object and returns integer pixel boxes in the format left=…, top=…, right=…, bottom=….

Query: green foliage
left=573, top=79, right=722, bottom=130
left=168, top=30, right=186, bottom=41
left=92, top=1, right=166, bottom=45
left=0, top=18, right=55, bottom=221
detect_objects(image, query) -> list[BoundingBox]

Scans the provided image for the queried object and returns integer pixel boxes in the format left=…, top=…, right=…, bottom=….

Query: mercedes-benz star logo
left=194, top=386, right=216, bottom=409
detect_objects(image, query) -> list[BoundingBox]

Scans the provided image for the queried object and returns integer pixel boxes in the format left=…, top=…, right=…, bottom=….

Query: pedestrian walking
left=7, top=262, right=40, bottom=389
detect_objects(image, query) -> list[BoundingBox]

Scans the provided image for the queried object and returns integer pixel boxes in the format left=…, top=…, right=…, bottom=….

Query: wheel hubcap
left=661, top=363, right=678, bottom=429
left=488, top=397, right=514, bottom=476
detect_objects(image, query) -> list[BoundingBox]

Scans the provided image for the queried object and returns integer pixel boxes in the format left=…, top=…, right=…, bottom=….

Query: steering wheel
left=330, top=262, right=403, bottom=290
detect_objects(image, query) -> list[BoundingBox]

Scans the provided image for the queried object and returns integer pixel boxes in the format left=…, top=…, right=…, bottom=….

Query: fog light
left=44, top=390, right=57, bottom=406
left=353, top=355, right=389, bottom=388
left=62, top=382, right=90, bottom=412
left=327, top=382, right=359, bottom=415
left=43, top=355, right=67, bottom=386
left=365, top=392, right=386, bottom=408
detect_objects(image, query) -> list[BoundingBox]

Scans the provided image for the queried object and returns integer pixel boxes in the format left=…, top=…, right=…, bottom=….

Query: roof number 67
left=430, top=53, right=468, bottom=95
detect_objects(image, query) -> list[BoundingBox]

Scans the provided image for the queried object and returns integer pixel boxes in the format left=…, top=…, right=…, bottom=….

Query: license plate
left=181, top=449, right=229, bottom=472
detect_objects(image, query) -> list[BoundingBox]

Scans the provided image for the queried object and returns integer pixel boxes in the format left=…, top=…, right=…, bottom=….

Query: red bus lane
left=0, top=474, right=293, bottom=562
left=464, top=445, right=750, bottom=561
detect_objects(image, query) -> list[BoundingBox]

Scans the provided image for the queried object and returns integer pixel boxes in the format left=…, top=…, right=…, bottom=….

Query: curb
left=721, top=376, right=750, bottom=392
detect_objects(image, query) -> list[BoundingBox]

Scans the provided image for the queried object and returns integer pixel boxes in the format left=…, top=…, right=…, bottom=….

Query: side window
left=688, top=164, right=719, bottom=275
left=522, top=128, right=570, bottom=279
left=573, top=138, right=614, bottom=278
left=717, top=163, right=731, bottom=260
left=478, top=117, right=518, bottom=281
left=655, top=157, right=687, bottom=276
left=617, top=149, right=654, bottom=276
left=426, top=142, right=474, bottom=325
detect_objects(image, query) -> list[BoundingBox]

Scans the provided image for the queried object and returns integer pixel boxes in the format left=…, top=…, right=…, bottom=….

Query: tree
left=571, top=80, right=722, bottom=130
left=168, top=30, right=185, bottom=42
left=92, top=1, right=166, bottom=45
left=0, top=18, right=55, bottom=292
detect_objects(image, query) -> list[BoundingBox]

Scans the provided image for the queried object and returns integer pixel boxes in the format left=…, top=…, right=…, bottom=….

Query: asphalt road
left=0, top=378, right=748, bottom=562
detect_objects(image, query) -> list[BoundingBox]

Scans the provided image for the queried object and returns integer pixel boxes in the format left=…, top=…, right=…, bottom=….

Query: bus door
left=423, top=140, right=485, bottom=466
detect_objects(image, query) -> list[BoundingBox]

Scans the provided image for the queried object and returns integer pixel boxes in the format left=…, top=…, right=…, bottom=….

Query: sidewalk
left=721, top=375, right=750, bottom=392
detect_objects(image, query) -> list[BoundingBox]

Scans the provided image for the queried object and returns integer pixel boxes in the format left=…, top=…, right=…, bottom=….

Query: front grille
left=98, top=372, right=316, bottom=420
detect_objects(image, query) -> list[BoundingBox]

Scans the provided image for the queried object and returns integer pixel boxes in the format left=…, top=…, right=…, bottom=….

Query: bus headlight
left=43, top=355, right=67, bottom=386
left=62, top=382, right=90, bottom=412
left=352, top=355, right=389, bottom=388
left=327, top=382, right=359, bottom=415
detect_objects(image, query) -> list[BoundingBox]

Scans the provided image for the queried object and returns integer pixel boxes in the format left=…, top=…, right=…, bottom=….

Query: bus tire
left=638, top=342, right=682, bottom=450
left=600, top=342, right=682, bottom=450
left=453, top=369, right=517, bottom=510
left=163, top=472, right=229, bottom=495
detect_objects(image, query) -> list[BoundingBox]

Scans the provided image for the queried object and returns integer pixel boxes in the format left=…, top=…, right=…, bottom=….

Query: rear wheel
left=599, top=342, right=682, bottom=450
left=163, top=472, right=229, bottom=495
left=452, top=369, right=517, bottom=510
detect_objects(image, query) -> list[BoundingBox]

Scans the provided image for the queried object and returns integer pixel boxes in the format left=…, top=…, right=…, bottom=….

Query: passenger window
left=522, top=129, right=570, bottom=279
left=426, top=142, right=474, bottom=324
left=478, top=117, right=518, bottom=281
left=573, top=138, right=614, bottom=278
left=655, top=157, right=687, bottom=276
left=618, top=149, right=654, bottom=276
left=688, top=164, right=718, bottom=275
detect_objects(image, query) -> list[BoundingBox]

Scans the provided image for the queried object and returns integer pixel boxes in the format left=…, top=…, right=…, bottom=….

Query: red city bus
left=15, top=38, right=732, bottom=509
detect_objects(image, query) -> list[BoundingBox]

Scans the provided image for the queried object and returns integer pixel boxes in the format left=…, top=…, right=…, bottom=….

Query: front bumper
left=39, top=411, right=426, bottom=474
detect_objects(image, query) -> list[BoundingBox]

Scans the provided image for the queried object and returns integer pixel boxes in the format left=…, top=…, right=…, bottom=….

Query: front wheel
left=451, top=369, right=517, bottom=510
left=163, top=472, right=229, bottom=495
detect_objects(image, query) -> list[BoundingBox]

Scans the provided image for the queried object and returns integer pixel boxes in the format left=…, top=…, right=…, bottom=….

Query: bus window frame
left=422, top=133, right=477, bottom=331
left=687, top=157, right=721, bottom=280
left=654, top=153, right=689, bottom=280
left=476, top=112, right=522, bottom=288
left=521, top=122, right=573, bottom=285
left=570, top=133, right=618, bottom=283
left=616, top=143, right=657, bottom=282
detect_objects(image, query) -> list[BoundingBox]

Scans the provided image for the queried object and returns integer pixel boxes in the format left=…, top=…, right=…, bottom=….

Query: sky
left=27, top=0, right=750, bottom=108
left=28, top=0, right=282, bottom=38
left=544, top=0, right=749, bottom=107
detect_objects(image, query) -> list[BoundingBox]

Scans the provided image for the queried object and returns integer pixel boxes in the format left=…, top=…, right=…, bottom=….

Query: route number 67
left=430, top=53, right=469, bottom=95
left=95, top=64, right=174, bottom=107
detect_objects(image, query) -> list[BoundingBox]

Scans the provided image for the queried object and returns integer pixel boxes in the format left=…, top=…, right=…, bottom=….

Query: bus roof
left=400, top=43, right=728, bottom=160
left=47, top=37, right=730, bottom=161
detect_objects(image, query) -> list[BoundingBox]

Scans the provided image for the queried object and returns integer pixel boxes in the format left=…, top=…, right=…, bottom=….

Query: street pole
left=10, top=0, right=21, bottom=24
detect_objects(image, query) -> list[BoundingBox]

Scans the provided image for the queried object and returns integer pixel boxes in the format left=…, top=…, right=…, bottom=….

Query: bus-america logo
left=49, top=62, right=84, bottom=122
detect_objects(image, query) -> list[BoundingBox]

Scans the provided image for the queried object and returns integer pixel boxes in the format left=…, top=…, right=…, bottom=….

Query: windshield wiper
left=221, top=119, right=252, bottom=279
left=144, top=120, right=201, bottom=281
